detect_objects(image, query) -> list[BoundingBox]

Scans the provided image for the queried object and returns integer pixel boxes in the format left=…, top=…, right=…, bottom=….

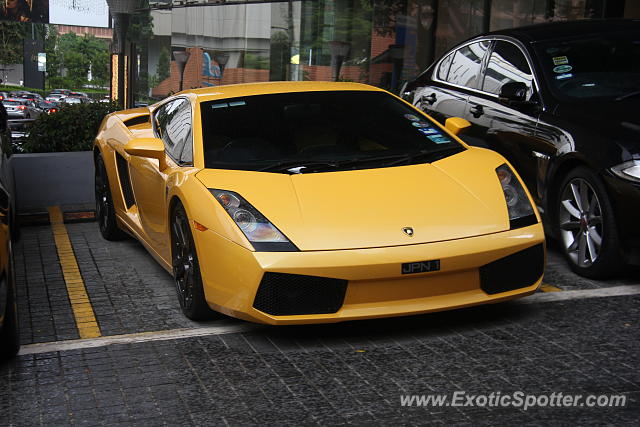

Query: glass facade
left=130, top=0, right=629, bottom=102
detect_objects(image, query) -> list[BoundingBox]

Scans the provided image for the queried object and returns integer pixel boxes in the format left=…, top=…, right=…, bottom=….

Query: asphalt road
left=1, top=220, right=638, bottom=425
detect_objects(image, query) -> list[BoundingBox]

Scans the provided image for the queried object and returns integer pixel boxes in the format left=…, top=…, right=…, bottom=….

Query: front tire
left=171, top=203, right=215, bottom=320
left=556, top=166, right=622, bottom=278
left=95, top=153, right=125, bottom=241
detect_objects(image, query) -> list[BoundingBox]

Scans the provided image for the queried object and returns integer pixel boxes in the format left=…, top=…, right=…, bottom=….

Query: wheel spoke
left=570, top=182, right=583, bottom=211
left=567, top=234, right=580, bottom=252
left=561, top=199, right=581, bottom=219
left=578, top=233, right=587, bottom=265
left=560, top=220, right=580, bottom=231
left=579, top=180, right=590, bottom=213
left=588, top=227, right=602, bottom=247
left=585, top=233, right=598, bottom=263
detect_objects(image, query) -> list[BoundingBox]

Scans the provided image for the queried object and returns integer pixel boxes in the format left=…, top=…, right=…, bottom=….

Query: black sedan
left=402, top=19, right=640, bottom=278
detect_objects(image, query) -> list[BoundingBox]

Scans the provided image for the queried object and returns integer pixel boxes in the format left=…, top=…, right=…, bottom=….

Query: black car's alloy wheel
left=95, top=154, right=125, bottom=240
left=171, top=203, right=215, bottom=320
left=557, top=167, right=621, bottom=278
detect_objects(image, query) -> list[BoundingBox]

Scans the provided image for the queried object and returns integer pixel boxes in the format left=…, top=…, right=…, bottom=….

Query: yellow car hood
left=196, top=149, right=511, bottom=251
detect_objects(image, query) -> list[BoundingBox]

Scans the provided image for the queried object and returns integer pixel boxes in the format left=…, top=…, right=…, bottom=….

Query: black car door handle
left=421, top=93, right=437, bottom=105
left=469, top=105, right=484, bottom=118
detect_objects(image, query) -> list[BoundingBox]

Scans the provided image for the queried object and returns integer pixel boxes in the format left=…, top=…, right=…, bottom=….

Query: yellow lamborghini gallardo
left=94, top=82, right=545, bottom=324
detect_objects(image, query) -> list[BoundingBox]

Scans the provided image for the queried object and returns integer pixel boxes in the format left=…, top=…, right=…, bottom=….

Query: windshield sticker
left=418, top=127, right=439, bottom=135
left=412, top=121, right=431, bottom=128
left=553, top=65, right=572, bottom=73
left=552, top=56, right=569, bottom=65
left=555, top=73, right=573, bottom=80
left=426, top=134, right=451, bottom=144
left=404, top=114, right=420, bottom=121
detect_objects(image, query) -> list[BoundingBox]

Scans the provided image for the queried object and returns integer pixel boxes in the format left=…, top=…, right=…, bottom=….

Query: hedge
left=22, top=102, right=118, bottom=153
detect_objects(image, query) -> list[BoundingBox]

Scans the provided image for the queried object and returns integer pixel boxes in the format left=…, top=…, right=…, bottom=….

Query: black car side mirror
left=499, top=81, right=529, bottom=103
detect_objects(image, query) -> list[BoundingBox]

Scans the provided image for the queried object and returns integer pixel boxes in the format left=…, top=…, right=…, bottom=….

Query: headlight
left=210, top=189, right=298, bottom=252
left=496, top=164, right=537, bottom=229
left=611, top=160, right=640, bottom=183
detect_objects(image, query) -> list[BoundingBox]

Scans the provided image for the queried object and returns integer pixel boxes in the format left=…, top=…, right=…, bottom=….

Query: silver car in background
left=2, top=98, right=42, bottom=119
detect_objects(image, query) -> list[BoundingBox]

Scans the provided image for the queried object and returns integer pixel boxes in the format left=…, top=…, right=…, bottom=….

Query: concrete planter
left=11, top=151, right=94, bottom=213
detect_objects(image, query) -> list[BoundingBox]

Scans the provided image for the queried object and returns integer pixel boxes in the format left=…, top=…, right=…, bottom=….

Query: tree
left=0, top=22, right=26, bottom=65
left=157, top=47, right=170, bottom=82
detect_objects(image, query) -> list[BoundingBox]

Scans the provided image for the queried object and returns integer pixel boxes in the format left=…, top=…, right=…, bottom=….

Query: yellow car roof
left=180, top=81, right=386, bottom=102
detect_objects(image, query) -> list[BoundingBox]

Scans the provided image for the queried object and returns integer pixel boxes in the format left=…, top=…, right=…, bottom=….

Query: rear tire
left=171, top=203, right=216, bottom=320
left=95, top=153, right=125, bottom=241
left=555, top=166, right=622, bottom=278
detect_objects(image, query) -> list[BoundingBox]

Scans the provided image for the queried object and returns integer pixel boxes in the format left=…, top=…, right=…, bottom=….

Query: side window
left=482, top=41, right=533, bottom=97
left=446, top=41, right=490, bottom=88
left=437, top=53, right=454, bottom=81
left=154, top=98, right=193, bottom=165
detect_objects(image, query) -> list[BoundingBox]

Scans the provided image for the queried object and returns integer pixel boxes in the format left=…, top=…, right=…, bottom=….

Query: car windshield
left=534, top=31, right=640, bottom=100
left=200, top=90, right=463, bottom=173
left=64, top=98, right=81, bottom=103
left=2, top=100, right=22, bottom=106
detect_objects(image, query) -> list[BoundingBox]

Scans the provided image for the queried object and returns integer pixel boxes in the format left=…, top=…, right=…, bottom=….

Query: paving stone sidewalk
left=2, top=295, right=639, bottom=425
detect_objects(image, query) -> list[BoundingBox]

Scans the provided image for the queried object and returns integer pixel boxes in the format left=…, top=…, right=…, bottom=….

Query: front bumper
left=603, top=173, right=640, bottom=265
left=194, top=224, right=545, bottom=324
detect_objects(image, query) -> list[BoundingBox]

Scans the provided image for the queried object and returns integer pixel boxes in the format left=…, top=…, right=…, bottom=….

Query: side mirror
left=445, top=117, right=471, bottom=136
left=499, top=81, right=529, bottom=104
left=124, top=137, right=167, bottom=169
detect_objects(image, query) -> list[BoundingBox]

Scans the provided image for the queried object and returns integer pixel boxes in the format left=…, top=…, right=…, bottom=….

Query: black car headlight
left=610, top=160, right=640, bottom=183
left=496, top=164, right=537, bottom=229
left=210, top=189, right=298, bottom=252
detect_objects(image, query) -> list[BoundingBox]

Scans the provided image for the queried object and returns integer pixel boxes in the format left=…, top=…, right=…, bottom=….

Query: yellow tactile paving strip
left=48, top=206, right=102, bottom=339
left=540, top=283, right=562, bottom=292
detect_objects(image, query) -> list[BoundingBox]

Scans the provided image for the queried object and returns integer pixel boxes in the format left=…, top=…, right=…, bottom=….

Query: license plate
left=401, top=260, right=440, bottom=274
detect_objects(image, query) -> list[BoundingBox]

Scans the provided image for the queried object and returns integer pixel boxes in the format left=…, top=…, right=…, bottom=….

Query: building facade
left=129, top=0, right=636, bottom=100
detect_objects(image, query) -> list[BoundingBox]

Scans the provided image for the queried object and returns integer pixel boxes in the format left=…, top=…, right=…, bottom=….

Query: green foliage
left=22, top=102, right=118, bottom=153
left=243, top=52, right=269, bottom=70
left=41, top=31, right=111, bottom=90
left=157, top=47, right=170, bottom=82
left=0, top=22, right=26, bottom=65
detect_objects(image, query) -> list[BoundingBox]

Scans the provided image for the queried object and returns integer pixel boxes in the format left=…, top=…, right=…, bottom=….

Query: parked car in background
left=46, top=93, right=65, bottom=102
left=8, top=120, right=32, bottom=151
left=402, top=19, right=640, bottom=278
left=38, top=100, right=59, bottom=114
left=50, top=88, right=70, bottom=96
left=14, top=92, right=43, bottom=103
left=2, top=98, right=42, bottom=119
left=61, top=96, right=87, bottom=105
left=0, top=92, right=9, bottom=102
left=0, top=101, right=20, bottom=360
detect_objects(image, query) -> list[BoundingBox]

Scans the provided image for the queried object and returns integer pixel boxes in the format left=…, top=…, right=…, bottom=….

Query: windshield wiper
left=384, top=146, right=465, bottom=167
left=257, top=160, right=341, bottom=173
left=615, top=90, right=640, bottom=101
left=257, top=147, right=464, bottom=173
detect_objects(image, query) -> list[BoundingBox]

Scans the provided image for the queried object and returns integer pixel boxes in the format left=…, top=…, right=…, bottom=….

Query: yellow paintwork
left=445, top=117, right=472, bottom=135
left=93, top=81, right=545, bottom=324
left=48, top=207, right=101, bottom=338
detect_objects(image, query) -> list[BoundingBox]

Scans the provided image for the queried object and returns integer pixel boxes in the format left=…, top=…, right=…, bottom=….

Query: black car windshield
left=2, top=100, right=22, bottom=106
left=200, top=90, right=463, bottom=173
left=534, top=31, right=640, bottom=100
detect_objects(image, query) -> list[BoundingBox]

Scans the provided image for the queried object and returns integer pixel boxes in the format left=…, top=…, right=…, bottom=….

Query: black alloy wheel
left=171, top=203, right=215, bottom=320
left=556, top=167, right=622, bottom=278
left=95, top=154, right=125, bottom=240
